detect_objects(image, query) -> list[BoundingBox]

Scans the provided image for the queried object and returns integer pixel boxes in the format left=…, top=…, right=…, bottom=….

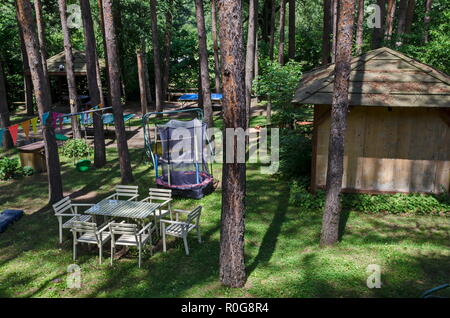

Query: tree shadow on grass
left=246, top=175, right=291, bottom=276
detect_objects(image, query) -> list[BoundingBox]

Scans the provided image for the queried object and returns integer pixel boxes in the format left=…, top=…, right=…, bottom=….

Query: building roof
left=292, top=47, right=450, bottom=108
left=46, top=50, right=106, bottom=76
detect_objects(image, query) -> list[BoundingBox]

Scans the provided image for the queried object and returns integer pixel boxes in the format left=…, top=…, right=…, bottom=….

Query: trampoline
left=143, top=108, right=214, bottom=199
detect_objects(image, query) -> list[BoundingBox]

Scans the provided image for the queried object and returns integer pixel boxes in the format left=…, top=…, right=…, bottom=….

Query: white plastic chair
left=71, top=221, right=111, bottom=264
left=109, top=222, right=155, bottom=268
left=160, top=206, right=202, bottom=255
left=105, top=185, right=139, bottom=201
left=141, top=188, right=173, bottom=232
left=53, top=197, right=94, bottom=244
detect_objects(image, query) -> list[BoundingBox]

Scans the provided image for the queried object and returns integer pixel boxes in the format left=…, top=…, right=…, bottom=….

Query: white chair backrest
left=109, top=222, right=139, bottom=244
left=53, top=197, right=74, bottom=215
left=187, top=206, right=202, bottom=225
left=148, top=188, right=171, bottom=203
left=109, top=222, right=138, bottom=236
left=71, top=221, right=97, bottom=234
left=116, top=185, right=139, bottom=197
left=71, top=221, right=100, bottom=242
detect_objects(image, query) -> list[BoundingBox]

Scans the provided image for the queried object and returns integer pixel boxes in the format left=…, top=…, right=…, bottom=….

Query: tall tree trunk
left=262, top=0, right=271, bottom=43
left=98, top=0, right=112, bottom=107
left=355, top=0, right=364, bottom=55
left=143, top=45, right=153, bottom=107
left=371, top=0, right=386, bottom=49
left=322, top=0, right=332, bottom=65
left=58, top=0, right=82, bottom=139
left=150, top=0, right=163, bottom=113
left=423, top=0, right=432, bottom=43
left=0, top=59, right=13, bottom=149
left=80, top=0, right=106, bottom=168
left=102, top=0, right=134, bottom=183
left=112, top=0, right=126, bottom=101
left=320, top=0, right=355, bottom=246
left=245, top=0, right=258, bottom=130
left=17, top=14, right=34, bottom=115
left=278, top=0, right=287, bottom=65
left=404, top=0, right=415, bottom=34
left=396, top=0, right=408, bottom=46
left=288, top=0, right=295, bottom=61
left=255, top=37, right=259, bottom=103
left=331, top=0, right=338, bottom=62
left=162, top=0, right=173, bottom=101
left=137, top=48, right=148, bottom=115
left=269, top=0, right=276, bottom=60
left=16, top=0, right=63, bottom=204
left=33, top=0, right=51, bottom=99
left=384, top=0, right=396, bottom=42
left=212, top=0, right=221, bottom=93
left=218, top=0, right=247, bottom=288
left=195, top=0, right=214, bottom=129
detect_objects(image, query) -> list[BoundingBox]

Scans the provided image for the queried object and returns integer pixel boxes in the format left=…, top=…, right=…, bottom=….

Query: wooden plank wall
left=315, top=105, right=450, bottom=193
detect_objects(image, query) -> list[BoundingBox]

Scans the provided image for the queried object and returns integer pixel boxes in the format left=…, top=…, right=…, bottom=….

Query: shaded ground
left=1, top=104, right=449, bottom=298
left=0, top=150, right=449, bottom=297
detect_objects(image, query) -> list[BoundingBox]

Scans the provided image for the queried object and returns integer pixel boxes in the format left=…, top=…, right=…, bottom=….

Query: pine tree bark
left=278, top=0, right=287, bottom=65
left=143, top=45, right=153, bottom=107
left=33, top=0, right=51, bottom=99
left=112, top=0, right=126, bottom=101
left=423, top=0, right=432, bottom=43
left=320, top=0, right=355, bottom=247
left=245, top=0, right=258, bottom=130
left=322, top=0, right=332, bottom=65
left=212, top=0, right=221, bottom=93
left=355, top=0, right=364, bottom=55
left=384, top=0, right=396, bottom=42
left=80, top=0, right=106, bottom=168
left=195, top=0, right=214, bottom=129
left=17, top=14, right=34, bottom=115
left=404, top=0, right=415, bottom=34
left=16, top=0, right=63, bottom=204
left=269, top=0, right=276, bottom=60
left=218, top=0, right=247, bottom=288
left=98, top=0, right=112, bottom=107
left=331, top=0, right=338, bottom=62
left=102, top=0, right=134, bottom=183
left=162, top=0, right=173, bottom=101
left=33, top=0, right=47, bottom=66
left=288, top=0, right=295, bottom=61
left=58, top=0, right=82, bottom=139
left=0, top=59, right=13, bottom=149
left=396, top=0, right=408, bottom=46
left=371, top=0, right=386, bottom=49
left=137, top=48, right=148, bottom=115
left=150, top=0, right=163, bottom=113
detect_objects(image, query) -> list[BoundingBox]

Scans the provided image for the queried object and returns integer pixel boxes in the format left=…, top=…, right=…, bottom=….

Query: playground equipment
left=143, top=108, right=214, bottom=199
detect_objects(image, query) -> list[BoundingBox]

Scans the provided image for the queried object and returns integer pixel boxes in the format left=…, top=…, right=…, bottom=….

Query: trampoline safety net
left=155, top=119, right=213, bottom=199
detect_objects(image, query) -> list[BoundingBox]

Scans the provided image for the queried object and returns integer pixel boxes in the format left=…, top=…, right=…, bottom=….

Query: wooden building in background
left=293, top=47, right=450, bottom=194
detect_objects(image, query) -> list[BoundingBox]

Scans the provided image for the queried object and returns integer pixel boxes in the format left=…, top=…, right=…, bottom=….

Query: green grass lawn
left=0, top=147, right=449, bottom=298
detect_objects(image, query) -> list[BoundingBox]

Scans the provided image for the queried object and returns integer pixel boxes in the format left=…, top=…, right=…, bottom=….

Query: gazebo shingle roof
left=292, top=47, right=450, bottom=107
left=45, top=50, right=106, bottom=76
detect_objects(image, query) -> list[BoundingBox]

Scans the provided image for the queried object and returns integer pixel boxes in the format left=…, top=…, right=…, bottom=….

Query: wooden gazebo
left=292, top=47, right=450, bottom=194
left=45, top=50, right=106, bottom=76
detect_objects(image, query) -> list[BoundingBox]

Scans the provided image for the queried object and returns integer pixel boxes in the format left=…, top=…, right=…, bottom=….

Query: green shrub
left=21, top=166, right=35, bottom=176
left=61, top=139, right=93, bottom=162
left=0, top=158, right=35, bottom=180
left=0, top=157, right=23, bottom=180
left=279, top=129, right=312, bottom=180
left=289, top=180, right=450, bottom=215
